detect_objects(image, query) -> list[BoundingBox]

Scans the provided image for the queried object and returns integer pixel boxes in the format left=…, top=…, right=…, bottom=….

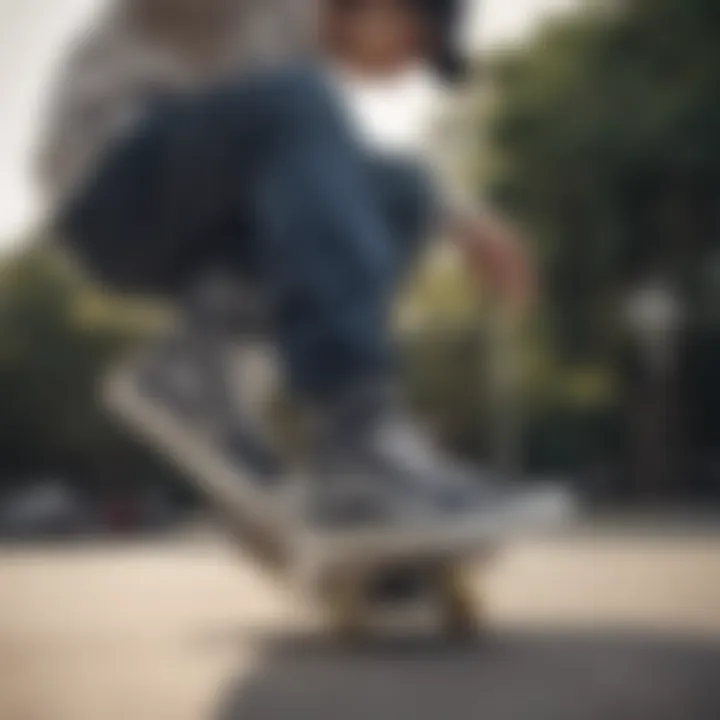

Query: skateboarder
left=40, top=0, right=541, bottom=526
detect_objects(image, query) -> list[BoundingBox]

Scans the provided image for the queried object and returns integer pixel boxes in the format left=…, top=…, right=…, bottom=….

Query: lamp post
left=624, top=278, right=684, bottom=499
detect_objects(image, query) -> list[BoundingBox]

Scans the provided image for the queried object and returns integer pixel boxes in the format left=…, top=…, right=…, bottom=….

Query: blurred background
left=1, top=2, right=720, bottom=720
left=0, top=0, right=718, bottom=537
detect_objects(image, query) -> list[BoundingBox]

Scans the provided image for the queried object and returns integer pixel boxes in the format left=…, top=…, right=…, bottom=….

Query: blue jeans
left=65, top=67, right=438, bottom=401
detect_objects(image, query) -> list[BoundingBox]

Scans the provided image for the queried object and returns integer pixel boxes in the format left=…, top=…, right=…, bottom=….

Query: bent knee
left=222, top=64, right=340, bottom=132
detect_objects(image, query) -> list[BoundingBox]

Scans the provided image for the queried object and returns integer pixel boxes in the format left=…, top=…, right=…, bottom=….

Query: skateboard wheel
left=439, top=566, right=484, bottom=638
left=331, top=603, right=366, bottom=641
left=322, top=572, right=369, bottom=641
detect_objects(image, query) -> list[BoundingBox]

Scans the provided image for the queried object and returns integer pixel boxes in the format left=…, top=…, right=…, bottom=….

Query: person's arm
left=426, top=95, right=536, bottom=312
left=448, top=204, right=537, bottom=313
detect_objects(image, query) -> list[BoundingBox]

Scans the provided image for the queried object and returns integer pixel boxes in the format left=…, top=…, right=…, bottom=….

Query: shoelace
left=372, top=414, right=479, bottom=496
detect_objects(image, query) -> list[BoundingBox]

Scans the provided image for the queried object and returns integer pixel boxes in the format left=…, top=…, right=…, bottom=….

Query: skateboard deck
left=104, top=353, right=572, bottom=638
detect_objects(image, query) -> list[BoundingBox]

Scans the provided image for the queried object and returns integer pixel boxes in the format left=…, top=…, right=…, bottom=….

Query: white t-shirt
left=329, top=64, right=479, bottom=223
left=330, top=64, right=440, bottom=155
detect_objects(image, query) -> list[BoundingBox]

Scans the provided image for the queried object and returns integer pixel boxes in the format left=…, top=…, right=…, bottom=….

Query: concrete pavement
left=1, top=530, right=720, bottom=720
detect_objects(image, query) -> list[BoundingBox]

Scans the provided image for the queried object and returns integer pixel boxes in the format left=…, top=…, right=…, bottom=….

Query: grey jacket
left=37, top=0, right=315, bottom=206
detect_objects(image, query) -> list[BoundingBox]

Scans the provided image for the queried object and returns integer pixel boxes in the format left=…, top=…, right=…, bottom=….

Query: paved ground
left=2, top=528, right=720, bottom=720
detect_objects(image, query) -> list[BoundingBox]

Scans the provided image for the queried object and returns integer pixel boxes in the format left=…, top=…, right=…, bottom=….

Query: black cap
left=418, top=0, right=468, bottom=83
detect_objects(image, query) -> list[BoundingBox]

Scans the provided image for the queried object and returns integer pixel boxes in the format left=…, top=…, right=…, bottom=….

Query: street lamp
left=624, top=277, right=684, bottom=499
left=625, top=278, right=684, bottom=377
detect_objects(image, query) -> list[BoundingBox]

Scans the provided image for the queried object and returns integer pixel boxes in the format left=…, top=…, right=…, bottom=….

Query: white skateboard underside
left=105, top=360, right=575, bottom=587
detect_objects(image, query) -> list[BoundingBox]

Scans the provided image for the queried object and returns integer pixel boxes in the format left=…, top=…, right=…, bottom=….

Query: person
left=40, top=0, right=539, bottom=526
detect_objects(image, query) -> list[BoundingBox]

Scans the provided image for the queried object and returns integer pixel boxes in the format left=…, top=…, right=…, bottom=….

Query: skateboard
left=105, top=342, right=573, bottom=639
left=104, top=353, right=512, bottom=638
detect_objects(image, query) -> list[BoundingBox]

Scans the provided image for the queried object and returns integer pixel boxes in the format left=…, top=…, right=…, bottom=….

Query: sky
left=0, top=0, right=578, bottom=250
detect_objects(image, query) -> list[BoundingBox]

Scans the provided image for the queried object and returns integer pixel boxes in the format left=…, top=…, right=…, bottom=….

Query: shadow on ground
left=212, top=627, right=720, bottom=720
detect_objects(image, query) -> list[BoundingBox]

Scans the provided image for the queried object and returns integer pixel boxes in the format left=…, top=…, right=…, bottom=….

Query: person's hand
left=454, top=212, right=538, bottom=314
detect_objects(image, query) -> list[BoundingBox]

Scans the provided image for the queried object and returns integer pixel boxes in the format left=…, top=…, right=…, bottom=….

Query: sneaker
left=135, top=343, right=207, bottom=421
left=135, top=333, right=284, bottom=485
left=307, top=387, right=576, bottom=532
left=305, top=388, right=472, bottom=528
left=368, top=411, right=577, bottom=530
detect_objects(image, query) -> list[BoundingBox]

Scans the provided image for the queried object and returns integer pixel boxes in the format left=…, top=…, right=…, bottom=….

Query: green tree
left=0, top=243, right=172, bottom=495
left=485, top=0, right=720, bottom=492
left=489, top=0, right=720, bottom=352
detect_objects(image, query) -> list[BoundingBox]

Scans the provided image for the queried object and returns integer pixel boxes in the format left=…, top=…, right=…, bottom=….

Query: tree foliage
left=0, top=245, right=167, bottom=492
left=488, top=0, right=720, bottom=357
